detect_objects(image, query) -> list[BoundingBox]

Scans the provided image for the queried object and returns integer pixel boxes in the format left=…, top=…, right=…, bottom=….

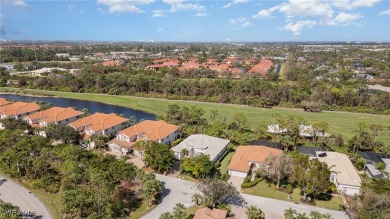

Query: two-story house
left=24, top=107, right=84, bottom=127
left=68, top=113, right=128, bottom=144
left=108, top=120, right=179, bottom=156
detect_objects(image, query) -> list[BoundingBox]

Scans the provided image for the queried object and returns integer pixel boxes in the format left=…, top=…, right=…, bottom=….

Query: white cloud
left=332, top=0, right=380, bottom=10
left=379, top=9, right=390, bottom=15
left=326, top=12, right=361, bottom=26
left=253, top=0, right=373, bottom=35
left=196, top=13, right=207, bottom=17
left=153, top=10, right=165, bottom=17
left=230, top=17, right=251, bottom=28
left=223, top=0, right=249, bottom=8
left=163, top=0, right=206, bottom=12
left=4, top=0, right=30, bottom=9
left=157, top=27, right=164, bottom=32
left=283, top=20, right=316, bottom=35
left=68, top=4, right=74, bottom=11
left=97, top=0, right=154, bottom=14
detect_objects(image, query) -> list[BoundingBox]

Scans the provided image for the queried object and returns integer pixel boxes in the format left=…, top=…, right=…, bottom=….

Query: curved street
left=0, top=175, right=52, bottom=219
left=142, top=174, right=350, bottom=219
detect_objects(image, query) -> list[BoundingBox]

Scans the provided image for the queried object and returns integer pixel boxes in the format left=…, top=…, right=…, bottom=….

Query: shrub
left=243, top=176, right=251, bottom=183
left=216, top=203, right=231, bottom=215
left=214, top=161, right=221, bottom=169
left=172, top=138, right=182, bottom=146
left=241, top=180, right=258, bottom=188
left=286, top=184, right=293, bottom=194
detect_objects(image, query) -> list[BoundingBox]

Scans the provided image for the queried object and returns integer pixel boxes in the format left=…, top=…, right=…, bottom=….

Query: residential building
left=193, top=207, right=229, bottom=219
left=360, top=151, right=390, bottom=179
left=316, top=151, right=361, bottom=195
left=297, top=146, right=325, bottom=159
left=248, top=59, right=273, bottom=77
left=0, top=98, right=10, bottom=106
left=227, top=146, right=283, bottom=178
left=107, top=120, right=179, bottom=155
left=171, top=134, right=230, bottom=162
left=24, top=107, right=83, bottom=127
left=0, top=102, right=40, bottom=120
left=68, top=113, right=128, bottom=139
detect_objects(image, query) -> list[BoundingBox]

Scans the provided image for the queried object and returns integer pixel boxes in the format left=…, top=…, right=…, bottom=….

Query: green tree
left=291, top=154, right=331, bottom=200
left=263, top=153, right=293, bottom=188
left=142, top=178, right=162, bottom=207
left=197, top=176, right=240, bottom=208
left=246, top=205, right=265, bottom=219
left=284, top=208, right=297, bottom=219
left=180, top=154, right=214, bottom=178
left=143, top=142, right=175, bottom=173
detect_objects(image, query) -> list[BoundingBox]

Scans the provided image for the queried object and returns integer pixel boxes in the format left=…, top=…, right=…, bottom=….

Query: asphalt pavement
left=0, top=175, right=52, bottom=219
left=141, top=174, right=350, bottom=219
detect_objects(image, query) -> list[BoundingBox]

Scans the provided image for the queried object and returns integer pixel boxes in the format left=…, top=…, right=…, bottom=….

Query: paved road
left=0, top=175, right=52, bottom=219
left=142, top=174, right=350, bottom=219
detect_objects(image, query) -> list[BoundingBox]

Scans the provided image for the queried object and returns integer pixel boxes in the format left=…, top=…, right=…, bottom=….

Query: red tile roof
left=25, top=107, right=83, bottom=124
left=0, top=98, right=10, bottom=106
left=227, top=146, right=283, bottom=172
left=102, top=60, right=121, bottom=66
left=69, top=113, right=127, bottom=132
left=248, top=59, right=273, bottom=76
left=120, top=120, right=178, bottom=141
left=193, top=207, right=228, bottom=219
left=0, top=102, right=40, bottom=117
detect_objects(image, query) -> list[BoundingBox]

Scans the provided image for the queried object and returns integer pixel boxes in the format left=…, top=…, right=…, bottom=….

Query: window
left=66, top=119, right=69, bottom=122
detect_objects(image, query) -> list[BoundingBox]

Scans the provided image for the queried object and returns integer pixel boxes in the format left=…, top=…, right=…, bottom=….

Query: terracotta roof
left=248, top=59, right=273, bottom=76
left=0, top=98, right=10, bottom=106
left=25, top=107, right=83, bottom=124
left=193, top=207, right=227, bottom=219
left=102, top=60, right=121, bottom=66
left=69, top=113, right=127, bottom=132
left=120, top=120, right=178, bottom=141
left=0, top=102, right=40, bottom=117
left=227, top=146, right=283, bottom=172
left=178, top=63, right=201, bottom=71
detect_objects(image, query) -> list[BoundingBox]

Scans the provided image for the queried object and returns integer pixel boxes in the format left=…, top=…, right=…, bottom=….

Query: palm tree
left=159, top=212, right=173, bottom=219
left=284, top=207, right=297, bottom=219
left=191, top=193, right=203, bottom=208
left=246, top=205, right=265, bottom=219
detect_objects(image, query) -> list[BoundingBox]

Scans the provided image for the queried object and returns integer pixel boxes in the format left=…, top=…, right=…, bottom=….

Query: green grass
left=242, top=180, right=344, bottom=211
left=0, top=172, right=62, bottom=219
left=218, top=152, right=234, bottom=175
left=2, top=87, right=390, bottom=146
left=178, top=173, right=199, bottom=183
left=129, top=202, right=157, bottom=219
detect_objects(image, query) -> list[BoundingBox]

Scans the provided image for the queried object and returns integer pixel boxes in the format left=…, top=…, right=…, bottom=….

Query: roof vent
left=318, top=152, right=327, bottom=157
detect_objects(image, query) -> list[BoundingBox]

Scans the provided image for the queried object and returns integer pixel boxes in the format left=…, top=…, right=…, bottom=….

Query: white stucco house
left=316, top=151, right=361, bottom=196
left=171, top=134, right=230, bottom=162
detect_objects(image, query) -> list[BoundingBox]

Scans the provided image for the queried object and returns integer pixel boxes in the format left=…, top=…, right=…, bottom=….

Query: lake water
left=0, top=93, right=156, bottom=121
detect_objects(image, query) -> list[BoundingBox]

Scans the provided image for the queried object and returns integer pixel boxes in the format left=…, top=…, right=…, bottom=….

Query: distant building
left=360, top=151, right=390, bottom=179
left=55, top=53, right=70, bottom=57
left=248, top=59, right=273, bottom=77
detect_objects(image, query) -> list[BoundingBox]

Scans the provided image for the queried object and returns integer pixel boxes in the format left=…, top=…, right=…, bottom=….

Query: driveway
left=0, top=175, right=52, bottom=219
left=228, top=176, right=244, bottom=192
left=127, top=156, right=145, bottom=169
left=142, top=174, right=350, bottom=219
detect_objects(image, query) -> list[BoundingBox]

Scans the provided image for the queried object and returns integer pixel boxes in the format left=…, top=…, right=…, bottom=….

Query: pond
left=0, top=93, right=156, bottom=121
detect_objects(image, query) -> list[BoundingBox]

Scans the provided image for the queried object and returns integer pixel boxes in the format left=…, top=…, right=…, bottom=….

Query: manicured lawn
left=242, top=180, right=344, bottom=211
left=218, top=152, right=234, bottom=175
left=129, top=202, right=156, bottom=219
left=178, top=173, right=199, bottom=183
left=2, top=87, right=390, bottom=146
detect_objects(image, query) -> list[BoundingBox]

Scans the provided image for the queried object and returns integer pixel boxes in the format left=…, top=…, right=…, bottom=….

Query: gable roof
left=0, top=102, right=40, bottom=117
left=228, top=146, right=283, bottom=173
left=171, top=134, right=230, bottom=161
left=360, top=151, right=390, bottom=164
left=316, top=151, right=361, bottom=187
left=193, top=207, right=227, bottom=219
left=69, top=113, right=127, bottom=132
left=0, top=98, right=10, bottom=106
left=120, top=120, right=178, bottom=141
left=25, top=107, right=83, bottom=123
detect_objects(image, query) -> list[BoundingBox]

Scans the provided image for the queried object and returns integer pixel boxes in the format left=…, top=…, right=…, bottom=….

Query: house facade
left=24, top=107, right=83, bottom=127
left=108, top=120, right=179, bottom=155
left=227, top=146, right=283, bottom=178
left=316, top=151, right=361, bottom=195
left=171, top=134, right=230, bottom=162
left=68, top=113, right=128, bottom=143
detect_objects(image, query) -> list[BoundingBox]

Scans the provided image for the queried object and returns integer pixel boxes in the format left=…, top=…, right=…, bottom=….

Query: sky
left=0, top=0, right=389, bottom=42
